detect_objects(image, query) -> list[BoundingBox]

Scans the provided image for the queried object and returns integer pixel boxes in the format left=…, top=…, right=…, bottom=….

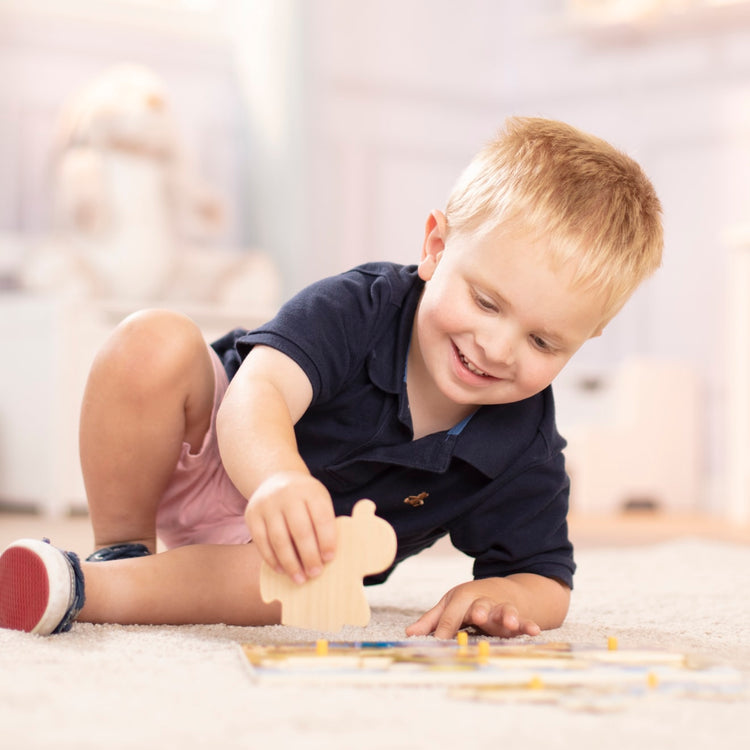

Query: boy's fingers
left=307, top=498, right=337, bottom=563
left=407, top=596, right=541, bottom=640
left=407, top=592, right=478, bottom=639
left=245, top=517, right=282, bottom=574
left=264, top=513, right=306, bottom=583
left=405, top=601, right=445, bottom=637
left=245, top=503, right=284, bottom=573
left=466, top=597, right=497, bottom=628
left=432, top=599, right=468, bottom=640
left=486, top=603, right=519, bottom=631
left=480, top=604, right=541, bottom=637
left=284, top=504, right=326, bottom=579
left=515, top=614, right=541, bottom=636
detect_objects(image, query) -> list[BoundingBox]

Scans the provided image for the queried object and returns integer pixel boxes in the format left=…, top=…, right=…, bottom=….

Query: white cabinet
left=562, top=360, right=701, bottom=516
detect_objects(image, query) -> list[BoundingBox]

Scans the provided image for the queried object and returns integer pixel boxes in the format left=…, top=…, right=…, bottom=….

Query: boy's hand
left=405, top=578, right=543, bottom=640
left=245, top=471, right=337, bottom=585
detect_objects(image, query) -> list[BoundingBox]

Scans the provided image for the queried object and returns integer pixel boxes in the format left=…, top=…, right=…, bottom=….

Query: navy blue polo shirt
left=212, top=262, right=575, bottom=587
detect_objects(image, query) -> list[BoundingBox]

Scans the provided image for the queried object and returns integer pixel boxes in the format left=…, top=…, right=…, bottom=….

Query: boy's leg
left=0, top=537, right=280, bottom=631
left=80, top=541, right=280, bottom=626
left=80, top=310, right=217, bottom=554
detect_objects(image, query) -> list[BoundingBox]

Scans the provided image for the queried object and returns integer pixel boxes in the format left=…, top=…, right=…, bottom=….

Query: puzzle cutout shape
left=259, top=499, right=397, bottom=631
left=241, top=636, right=747, bottom=712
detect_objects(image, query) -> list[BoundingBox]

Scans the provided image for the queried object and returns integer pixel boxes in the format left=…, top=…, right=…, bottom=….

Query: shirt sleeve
left=232, top=266, right=398, bottom=404
left=447, top=447, right=576, bottom=589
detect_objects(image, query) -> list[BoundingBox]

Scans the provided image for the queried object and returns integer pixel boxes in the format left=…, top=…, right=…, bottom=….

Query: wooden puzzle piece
left=260, top=499, right=397, bottom=631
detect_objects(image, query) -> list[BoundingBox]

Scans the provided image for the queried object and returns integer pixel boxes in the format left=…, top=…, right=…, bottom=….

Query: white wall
left=299, top=0, right=750, bottom=516
left=0, top=2, right=250, bottom=245
left=1, top=0, right=749, bottom=516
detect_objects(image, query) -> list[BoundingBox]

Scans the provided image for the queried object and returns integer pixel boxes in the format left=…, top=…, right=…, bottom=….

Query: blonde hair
left=445, top=117, right=663, bottom=322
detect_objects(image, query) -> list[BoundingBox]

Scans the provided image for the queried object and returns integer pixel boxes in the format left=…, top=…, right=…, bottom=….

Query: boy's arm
left=216, top=344, right=337, bottom=584
left=405, top=573, right=570, bottom=640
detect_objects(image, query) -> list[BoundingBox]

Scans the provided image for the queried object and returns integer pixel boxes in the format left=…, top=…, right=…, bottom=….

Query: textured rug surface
left=1, top=537, right=749, bottom=749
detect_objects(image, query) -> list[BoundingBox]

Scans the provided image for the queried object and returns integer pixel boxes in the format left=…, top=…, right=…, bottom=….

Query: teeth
left=459, top=352, right=488, bottom=377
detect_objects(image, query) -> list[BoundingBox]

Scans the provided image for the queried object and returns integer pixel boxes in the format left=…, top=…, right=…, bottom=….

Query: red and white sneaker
left=0, top=539, right=85, bottom=634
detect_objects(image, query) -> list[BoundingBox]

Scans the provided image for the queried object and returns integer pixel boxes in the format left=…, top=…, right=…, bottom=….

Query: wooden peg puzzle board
left=241, top=638, right=746, bottom=711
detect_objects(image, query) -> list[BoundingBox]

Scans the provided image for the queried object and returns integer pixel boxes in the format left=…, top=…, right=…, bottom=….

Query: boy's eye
left=473, top=292, right=497, bottom=312
left=531, top=335, right=552, bottom=352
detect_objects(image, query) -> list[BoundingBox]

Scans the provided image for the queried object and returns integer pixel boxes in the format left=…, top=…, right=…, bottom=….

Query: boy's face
left=410, top=211, right=606, bottom=412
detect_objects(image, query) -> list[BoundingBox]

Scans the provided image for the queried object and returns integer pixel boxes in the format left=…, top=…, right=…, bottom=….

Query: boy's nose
left=478, top=320, right=516, bottom=368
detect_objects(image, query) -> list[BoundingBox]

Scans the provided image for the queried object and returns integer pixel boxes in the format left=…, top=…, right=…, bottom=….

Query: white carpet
left=1, top=537, right=749, bottom=749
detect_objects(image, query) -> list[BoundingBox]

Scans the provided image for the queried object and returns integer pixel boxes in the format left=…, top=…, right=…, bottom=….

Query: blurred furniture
left=726, top=233, right=750, bottom=524
left=0, top=293, right=274, bottom=516
left=563, top=358, right=701, bottom=515
left=0, top=58, right=283, bottom=517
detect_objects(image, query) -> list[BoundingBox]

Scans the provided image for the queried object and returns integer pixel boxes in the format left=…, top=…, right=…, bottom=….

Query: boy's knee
left=94, top=309, right=205, bottom=389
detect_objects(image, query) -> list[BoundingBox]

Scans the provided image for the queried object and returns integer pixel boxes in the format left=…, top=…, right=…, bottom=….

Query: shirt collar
left=364, top=269, right=560, bottom=478
left=453, top=388, right=560, bottom=478
left=365, top=272, right=422, bottom=397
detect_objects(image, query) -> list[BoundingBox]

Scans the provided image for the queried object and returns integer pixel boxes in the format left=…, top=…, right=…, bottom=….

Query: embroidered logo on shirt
left=404, top=491, right=429, bottom=508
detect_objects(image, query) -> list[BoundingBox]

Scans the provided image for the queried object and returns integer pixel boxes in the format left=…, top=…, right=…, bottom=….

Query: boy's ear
left=418, top=210, right=447, bottom=281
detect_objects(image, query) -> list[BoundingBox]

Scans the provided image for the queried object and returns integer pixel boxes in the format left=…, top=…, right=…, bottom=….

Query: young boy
left=0, top=117, right=662, bottom=639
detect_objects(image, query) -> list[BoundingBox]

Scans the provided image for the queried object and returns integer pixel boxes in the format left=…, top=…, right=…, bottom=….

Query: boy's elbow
left=544, top=578, right=571, bottom=630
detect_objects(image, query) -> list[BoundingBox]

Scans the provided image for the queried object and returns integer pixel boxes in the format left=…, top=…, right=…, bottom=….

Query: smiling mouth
left=456, top=347, right=491, bottom=378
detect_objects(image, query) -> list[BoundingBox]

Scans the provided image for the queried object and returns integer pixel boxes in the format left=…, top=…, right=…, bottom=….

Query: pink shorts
left=155, top=347, right=251, bottom=548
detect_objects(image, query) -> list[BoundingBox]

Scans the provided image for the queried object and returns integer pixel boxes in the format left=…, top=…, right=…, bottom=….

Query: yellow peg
left=529, top=675, right=545, bottom=690
left=476, top=639, right=491, bottom=664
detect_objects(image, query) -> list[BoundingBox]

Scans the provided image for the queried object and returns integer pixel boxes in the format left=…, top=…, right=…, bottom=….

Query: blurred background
left=1, top=0, right=749, bottom=530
